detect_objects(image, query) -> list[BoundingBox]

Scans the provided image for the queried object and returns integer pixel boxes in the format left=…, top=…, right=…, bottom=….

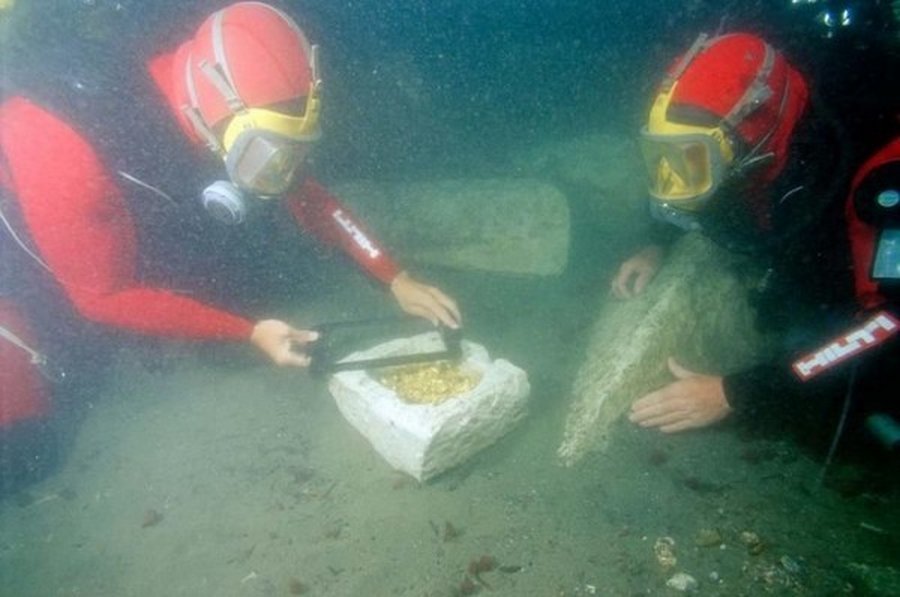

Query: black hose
left=817, top=362, right=859, bottom=488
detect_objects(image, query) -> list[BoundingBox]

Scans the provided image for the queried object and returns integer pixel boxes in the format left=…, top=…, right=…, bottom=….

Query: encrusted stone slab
left=558, top=233, right=774, bottom=465
left=334, top=179, right=569, bottom=276
left=329, top=332, right=530, bottom=481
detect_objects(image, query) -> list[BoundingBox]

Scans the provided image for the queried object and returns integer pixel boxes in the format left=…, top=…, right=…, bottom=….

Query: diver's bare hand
left=250, top=319, right=319, bottom=367
left=629, top=357, right=731, bottom=433
left=611, top=244, right=664, bottom=299
left=390, top=270, right=461, bottom=329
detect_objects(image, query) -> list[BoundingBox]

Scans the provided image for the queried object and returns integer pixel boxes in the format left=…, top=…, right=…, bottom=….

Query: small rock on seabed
left=666, top=572, right=699, bottom=592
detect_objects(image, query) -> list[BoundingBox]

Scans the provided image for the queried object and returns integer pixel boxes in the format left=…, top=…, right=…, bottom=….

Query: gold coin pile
left=376, top=360, right=482, bottom=405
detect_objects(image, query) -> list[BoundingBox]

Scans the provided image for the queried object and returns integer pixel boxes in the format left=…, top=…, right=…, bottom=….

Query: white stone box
left=328, top=332, right=530, bottom=481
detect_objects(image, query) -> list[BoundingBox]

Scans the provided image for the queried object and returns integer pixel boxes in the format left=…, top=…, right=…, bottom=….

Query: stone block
left=558, top=233, right=775, bottom=465
left=509, top=133, right=646, bottom=223
left=334, top=179, right=569, bottom=276
left=328, top=332, right=530, bottom=480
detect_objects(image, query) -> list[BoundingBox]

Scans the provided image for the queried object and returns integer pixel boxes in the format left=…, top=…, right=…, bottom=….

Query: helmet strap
left=179, top=4, right=321, bottom=157
left=181, top=105, right=224, bottom=155
left=198, top=60, right=246, bottom=114
left=181, top=48, right=229, bottom=155
left=729, top=70, right=792, bottom=176
left=661, top=33, right=710, bottom=92
left=722, top=42, right=776, bottom=130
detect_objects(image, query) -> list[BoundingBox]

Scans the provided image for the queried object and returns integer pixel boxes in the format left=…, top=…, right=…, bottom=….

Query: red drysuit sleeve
left=147, top=50, right=402, bottom=285
left=0, top=97, right=254, bottom=341
left=285, top=178, right=402, bottom=284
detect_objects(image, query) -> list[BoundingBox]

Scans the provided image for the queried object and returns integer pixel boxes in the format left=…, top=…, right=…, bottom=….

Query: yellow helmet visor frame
left=219, top=82, right=322, bottom=196
left=641, top=86, right=734, bottom=209
left=181, top=4, right=324, bottom=158
left=221, top=81, right=323, bottom=152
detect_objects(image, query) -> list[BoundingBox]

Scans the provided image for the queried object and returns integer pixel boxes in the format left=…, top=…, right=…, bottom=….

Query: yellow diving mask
left=639, top=86, right=735, bottom=210
left=221, top=84, right=322, bottom=196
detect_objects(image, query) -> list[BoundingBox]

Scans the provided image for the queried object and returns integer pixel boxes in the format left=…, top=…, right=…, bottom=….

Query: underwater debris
left=653, top=537, right=677, bottom=570
left=694, top=528, right=723, bottom=548
left=740, top=531, right=766, bottom=556
left=141, top=508, right=163, bottom=528
left=443, top=521, right=461, bottom=542
left=456, top=576, right=479, bottom=595
left=287, top=577, right=308, bottom=594
left=666, top=572, right=698, bottom=592
left=681, top=475, right=726, bottom=495
left=468, top=554, right=496, bottom=575
left=468, top=555, right=497, bottom=588
left=648, top=448, right=670, bottom=467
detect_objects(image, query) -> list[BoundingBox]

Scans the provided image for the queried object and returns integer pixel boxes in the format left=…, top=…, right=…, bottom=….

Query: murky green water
left=2, top=2, right=899, bottom=596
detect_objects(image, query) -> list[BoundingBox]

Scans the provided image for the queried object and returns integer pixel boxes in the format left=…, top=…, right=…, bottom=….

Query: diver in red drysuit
left=0, top=2, right=461, bottom=487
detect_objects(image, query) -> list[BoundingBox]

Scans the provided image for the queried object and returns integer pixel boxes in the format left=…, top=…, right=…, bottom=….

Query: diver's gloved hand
left=390, top=270, right=462, bottom=329
left=250, top=319, right=319, bottom=367
left=629, top=358, right=732, bottom=433
left=611, top=244, right=664, bottom=299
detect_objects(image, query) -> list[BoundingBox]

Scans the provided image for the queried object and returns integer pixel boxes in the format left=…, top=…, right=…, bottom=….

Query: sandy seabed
left=1, top=263, right=898, bottom=597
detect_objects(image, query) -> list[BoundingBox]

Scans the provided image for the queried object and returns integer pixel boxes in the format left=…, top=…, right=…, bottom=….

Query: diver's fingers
left=633, top=409, right=690, bottom=429
left=659, top=418, right=703, bottom=433
left=630, top=384, right=677, bottom=414
left=433, top=307, right=458, bottom=330
left=430, top=290, right=462, bottom=328
left=276, top=351, right=312, bottom=368
left=667, top=357, right=697, bottom=379
left=432, top=303, right=461, bottom=329
left=289, top=329, right=319, bottom=346
left=403, top=288, right=461, bottom=329
left=611, top=268, right=633, bottom=299
left=632, top=269, right=652, bottom=296
left=405, top=303, right=440, bottom=327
